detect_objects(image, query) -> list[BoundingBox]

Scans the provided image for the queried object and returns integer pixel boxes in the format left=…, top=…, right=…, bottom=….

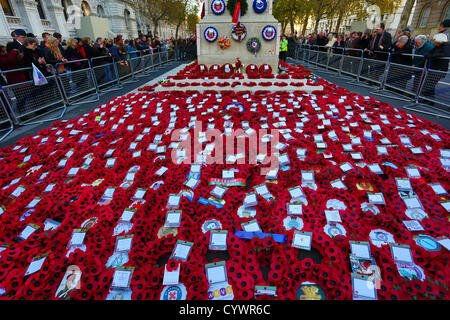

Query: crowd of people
left=0, top=29, right=197, bottom=86
left=283, top=20, right=449, bottom=98
left=288, top=20, right=450, bottom=71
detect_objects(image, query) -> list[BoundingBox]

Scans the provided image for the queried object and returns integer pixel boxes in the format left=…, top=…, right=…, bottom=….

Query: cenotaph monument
left=197, top=0, right=281, bottom=73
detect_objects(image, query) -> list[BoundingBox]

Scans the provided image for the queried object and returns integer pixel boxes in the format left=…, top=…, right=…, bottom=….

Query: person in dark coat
left=426, top=33, right=450, bottom=71
left=53, top=32, right=65, bottom=57
left=0, top=45, right=27, bottom=84
left=412, top=35, right=434, bottom=92
left=422, top=33, right=450, bottom=98
left=153, top=37, right=161, bottom=53
left=438, top=19, right=449, bottom=40
left=360, top=29, right=372, bottom=57
left=368, top=23, right=392, bottom=60
left=13, top=37, right=49, bottom=114
left=92, top=38, right=114, bottom=84
left=391, top=35, right=412, bottom=65
left=388, top=35, right=413, bottom=90
left=64, top=38, right=87, bottom=70
left=316, top=32, right=328, bottom=50
left=38, top=32, right=51, bottom=55
left=82, top=37, right=95, bottom=60
left=332, top=34, right=345, bottom=54
left=6, top=29, right=26, bottom=54
left=22, top=37, right=48, bottom=78
left=92, top=38, right=113, bottom=64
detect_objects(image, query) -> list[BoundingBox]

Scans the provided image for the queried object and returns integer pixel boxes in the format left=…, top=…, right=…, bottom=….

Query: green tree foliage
left=227, top=0, right=249, bottom=17
left=273, top=0, right=403, bottom=35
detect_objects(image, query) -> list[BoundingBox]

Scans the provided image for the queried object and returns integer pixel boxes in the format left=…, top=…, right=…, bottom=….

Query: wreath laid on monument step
left=227, top=0, right=248, bottom=17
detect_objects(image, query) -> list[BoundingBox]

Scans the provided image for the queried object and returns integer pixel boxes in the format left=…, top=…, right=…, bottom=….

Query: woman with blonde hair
left=64, top=38, right=87, bottom=70
left=42, top=36, right=67, bottom=72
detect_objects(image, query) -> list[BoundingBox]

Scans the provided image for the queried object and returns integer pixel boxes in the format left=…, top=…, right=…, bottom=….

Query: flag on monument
left=201, top=0, right=205, bottom=19
left=232, top=1, right=241, bottom=24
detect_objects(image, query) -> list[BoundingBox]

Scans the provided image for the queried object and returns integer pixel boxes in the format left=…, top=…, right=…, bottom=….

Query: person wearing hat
left=422, top=33, right=450, bottom=98
left=438, top=19, right=450, bottom=39
left=6, top=29, right=26, bottom=54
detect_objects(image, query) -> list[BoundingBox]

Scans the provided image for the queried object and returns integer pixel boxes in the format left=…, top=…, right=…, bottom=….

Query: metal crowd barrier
left=0, top=89, right=14, bottom=142
left=90, top=55, right=123, bottom=93
left=137, top=49, right=154, bottom=77
left=291, top=45, right=450, bottom=117
left=372, top=53, right=426, bottom=102
left=55, top=59, right=100, bottom=106
left=327, top=47, right=345, bottom=73
left=340, top=48, right=364, bottom=81
left=0, top=48, right=181, bottom=141
left=308, top=46, right=319, bottom=68
left=316, top=46, right=330, bottom=69
left=0, top=66, right=67, bottom=125
left=359, top=54, right=389, bottom=88
left=129, top=50, right=145, bottom=78
left=415, top=61, right=450, bottom=113
left=295, top=45, right=305, bottom=61
left=115, top=55, right=138, bottom=84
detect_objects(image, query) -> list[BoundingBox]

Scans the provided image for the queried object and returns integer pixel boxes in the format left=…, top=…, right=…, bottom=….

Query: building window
left=62, top=0, right=68, bottom=21
left=124, top=9, right=130, bottom=28
left=443, top=2, right=450, bottom=21
left=1, top=0, right=14, bottom=16
left=419, top=6, right=431, bottom=28
left=81, top=1, right=91, bottom=16
left=36, top=0, right=46, bottom=19
left=97, top=5, right=104, bottom=17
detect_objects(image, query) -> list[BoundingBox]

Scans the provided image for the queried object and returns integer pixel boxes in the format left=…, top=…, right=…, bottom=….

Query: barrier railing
left=316, top=46, right=330, bottom=68
left=291, top=45, right=450, bottom=117
left=129, top=51, right=145, bottom=78
left=417, top=63, right=450, bottom=108
left=359, top=53, right=389, bottom=86
left=308, top=46, right=319, bottom=67
left=0, top=66, right=67, bottom=125
left=55, top=59, right=100, bottom=106
left=0, top=89, right=14, bottom=142
left=340, top=48, right=363, bottom=81
left=138, top=49, right=153, bottom=76
left=327, top=47, right=345, bottom=73
left=115, top=56, right=137, bottom=83
left=373, top=53, right=427, bottom=102
left=90, top=55, right=122, bottom=93
left=0, top=48, right=183, bottom=142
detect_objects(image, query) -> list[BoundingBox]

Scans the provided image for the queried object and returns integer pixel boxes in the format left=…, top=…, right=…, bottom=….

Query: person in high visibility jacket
left=279, top=35, right=288, bottom=63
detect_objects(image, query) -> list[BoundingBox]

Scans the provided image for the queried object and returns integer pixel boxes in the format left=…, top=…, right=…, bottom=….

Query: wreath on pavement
left=227, top=0, right=248, bottom=17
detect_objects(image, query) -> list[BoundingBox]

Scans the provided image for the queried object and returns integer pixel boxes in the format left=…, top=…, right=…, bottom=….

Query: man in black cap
left=6, top=29, right=26, bottom=53
left=438, top=19, right=449, bottom=40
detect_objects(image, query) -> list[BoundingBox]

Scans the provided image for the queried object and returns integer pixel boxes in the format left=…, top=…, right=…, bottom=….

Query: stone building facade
left=0, top=0, right=140, bottom=43
left=409, top=0, right=450, bottom=36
